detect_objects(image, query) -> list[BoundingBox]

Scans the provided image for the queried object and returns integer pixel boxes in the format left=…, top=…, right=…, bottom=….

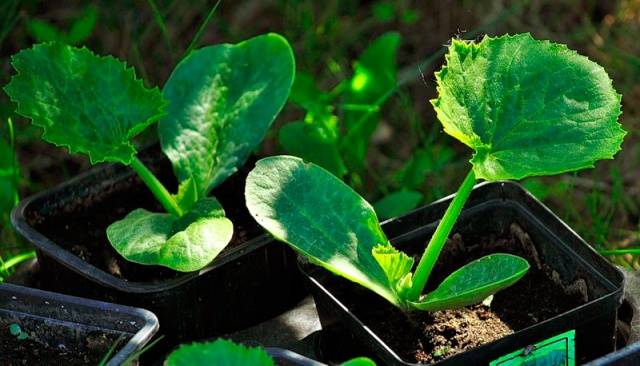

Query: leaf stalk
left=130, top=157, right=182, bottom=216
left=408, top=169, right=476, bottom=301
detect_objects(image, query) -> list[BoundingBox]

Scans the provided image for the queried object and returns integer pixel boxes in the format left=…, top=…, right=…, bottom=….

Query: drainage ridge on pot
left=302, top=181, right=624, bottom=365
left=10, top=147, right=306, bottom=353
left=0, top=282, right=158, bottom=366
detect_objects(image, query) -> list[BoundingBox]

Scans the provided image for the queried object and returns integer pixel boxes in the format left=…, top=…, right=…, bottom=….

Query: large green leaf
left=106, top=197, right=233, bottom=272
left=159, top=33, right=295, bottom=197
left=432, top=33, right=625, bottom=180
left=165, top=339, right=274, bottom=366
left=410, top=254, right=529, bottom=311
left=245, top=156, right=400, bottom=305
left=4, top=43, right=167, bottom=165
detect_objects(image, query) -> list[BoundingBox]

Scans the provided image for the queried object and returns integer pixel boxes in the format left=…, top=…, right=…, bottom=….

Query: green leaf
left=0, top=130, right=18, bottom=221
left=4, top=43, right=167, bottom=165
left=165, top=339, right=274, bottom=366
left=290, top=72, right=331, bottom=115
left=67, top=5, right=98, bottom=45
left=106, top=197, right=233, bottom=272
left=245, top=155, right=401, bottom=306
left=173, top=177, right=198, bottom=212
left=342, top=357, right=377, bottom=366
left=410, top=253, right=529, bottom=311
left=26, top=20, right=64, bottom=42
left=159, top=33, right=295, bottom=197
left=394, top=145, right=455, bottom=190
left=372, top=243, right=413, bottom=298
left=278, top=120, right=347, bottom=177
left=432, top=33, right=625, bottom=181
left=373, top=190, right=423, bottom=219
left=341, top=32, right=400, bottom=173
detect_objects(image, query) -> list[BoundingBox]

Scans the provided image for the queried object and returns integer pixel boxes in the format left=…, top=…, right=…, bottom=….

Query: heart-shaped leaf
left=4, top=43, right=167, bottom=164
left=159, top=33, right=295, bottom=197
left=106, top=197, right=233, bottom=272
left=410, top=253, right=529, bottom=311
left=432, top=33, right=625, bottom=180
left=165, top=339, right=274, bottom=366
left=245, top=155, right=401, bottom=306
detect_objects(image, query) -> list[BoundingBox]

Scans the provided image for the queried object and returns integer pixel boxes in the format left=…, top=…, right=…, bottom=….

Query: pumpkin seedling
left=4, top=34, right=295, bottom=272
left=245, top=33, right=624, bottom=310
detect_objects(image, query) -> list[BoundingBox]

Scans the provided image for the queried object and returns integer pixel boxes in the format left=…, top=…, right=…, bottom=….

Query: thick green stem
left=408, top=169, right=477, bottom=301
left=130, top=157, right=183, bottom=217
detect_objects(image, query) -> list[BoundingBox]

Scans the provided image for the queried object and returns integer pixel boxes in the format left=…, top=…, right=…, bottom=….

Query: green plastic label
left=490, top=330, right=575, bottom=366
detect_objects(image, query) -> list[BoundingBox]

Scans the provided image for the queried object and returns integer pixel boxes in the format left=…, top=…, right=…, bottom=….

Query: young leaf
left=159, top=33, right=295, bottom=197
left=432, top=33, right=625, bottom=180
left=106, top=197, right=232, bottom=272
left=373, top=190, right=423, bottom=219
left=410, top=254, right=529, bottom=311
left=4, top=43, right=167, bottom=165
left=165, top=339, right=274, bottom=366
left=372, top=243, right=414, bottom=298
left=245, top=155, right=401, bottom=306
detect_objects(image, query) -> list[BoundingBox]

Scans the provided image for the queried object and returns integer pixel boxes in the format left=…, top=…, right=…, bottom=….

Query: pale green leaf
left=159, top=33, right=295, bottom=197
left=410, top=253, right=529, bottom=311
left=372, top=243, right=413, bottom=298
left=4, top=43, right=167, bottom=165
left=106, top=197, right=233, bottom=272
left=342, top=357, right=377, bottom=366
left=165, top=339, right=274, bottom=366
left=432, top=33, right=625, bottom=180
left=373, top=190, right=423, bottom=219
left=245, top=155, right=401, bottom=306
left=173, top=177, right=198, bottom=212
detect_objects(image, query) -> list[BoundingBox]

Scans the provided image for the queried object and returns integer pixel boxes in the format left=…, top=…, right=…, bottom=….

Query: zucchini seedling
left=4, top=33, right=295, bottom=272
left=245, top=33, right=625, bottom=310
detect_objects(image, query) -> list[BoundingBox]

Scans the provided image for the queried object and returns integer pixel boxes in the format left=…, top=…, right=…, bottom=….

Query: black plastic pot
left=303, top=181, right=624, bottom=365
left=266, top=348, right=326, bottom=366
left=10, top=148, right=306, bottom=354
left=0, top=282, right=158, bottom=366
left=586, top=341, right=640, bottom=366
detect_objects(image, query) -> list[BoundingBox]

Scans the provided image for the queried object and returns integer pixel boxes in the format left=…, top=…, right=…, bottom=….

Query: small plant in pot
left=4, top=33, right=300, bottom=348
left=245, top=33, right=625, bottom=364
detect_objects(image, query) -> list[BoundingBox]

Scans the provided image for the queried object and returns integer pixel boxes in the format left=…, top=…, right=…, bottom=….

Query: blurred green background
left=1, top=0, right=640, bottom=279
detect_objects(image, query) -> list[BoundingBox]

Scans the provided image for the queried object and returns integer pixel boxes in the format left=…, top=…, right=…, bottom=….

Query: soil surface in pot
left=319, top=222, right=587, bottom=364
left=27, top=151, right=263, bottom=282
left=0, top=328, right=119, bottom=366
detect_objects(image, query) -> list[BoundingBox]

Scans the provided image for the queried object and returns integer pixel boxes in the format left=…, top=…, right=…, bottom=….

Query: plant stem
left=599, top=248, right=640, bottom=256
left=130, top=157, right=182, bottom=216
left=183, top=0, right=222, bottom=58
left=408, top=169, right=477, bottom=301
left=0, top=251, right=35, bottom=274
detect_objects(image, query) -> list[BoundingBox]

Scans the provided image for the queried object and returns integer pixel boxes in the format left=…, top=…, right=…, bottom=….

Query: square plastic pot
left=302, top=181, right=624, bottom=365
left=10, top=148, right=306, bottom=353
left=0, top=283, right=158, bottom=366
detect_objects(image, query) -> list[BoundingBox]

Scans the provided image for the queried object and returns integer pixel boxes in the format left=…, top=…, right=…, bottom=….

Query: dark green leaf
left=245, top=156, right=401, bottom=305
left=106, top=197, right=233, bottom=272
left=278, top=120, right=347, bottom=177
left=410, top=253, right=529, bottom=311
left=432, top=33, right=625, bottom=180
left=4, top=43, right=167, bottom=164
left=159, top=33, right=295, bottom=197
left=373, top=190, right=423, bottom=219
left=67, top=5, right=98, bottom=45
left=165, top=339, right=274, bottom=366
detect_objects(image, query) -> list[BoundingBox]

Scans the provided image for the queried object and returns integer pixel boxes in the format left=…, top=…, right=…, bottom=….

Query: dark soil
left=0, top=328, right=119, bottom=366
left=26, top=146, right=263, bottom=282
left=319, top=222, right=586, bottom=364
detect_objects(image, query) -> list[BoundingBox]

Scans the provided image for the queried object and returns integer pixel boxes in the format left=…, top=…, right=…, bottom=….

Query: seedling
left=245, top=33, right=624, bottom=310
left=4, top=34, right=295, bottom=271
left=165, top=338, right=375, bottom=366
